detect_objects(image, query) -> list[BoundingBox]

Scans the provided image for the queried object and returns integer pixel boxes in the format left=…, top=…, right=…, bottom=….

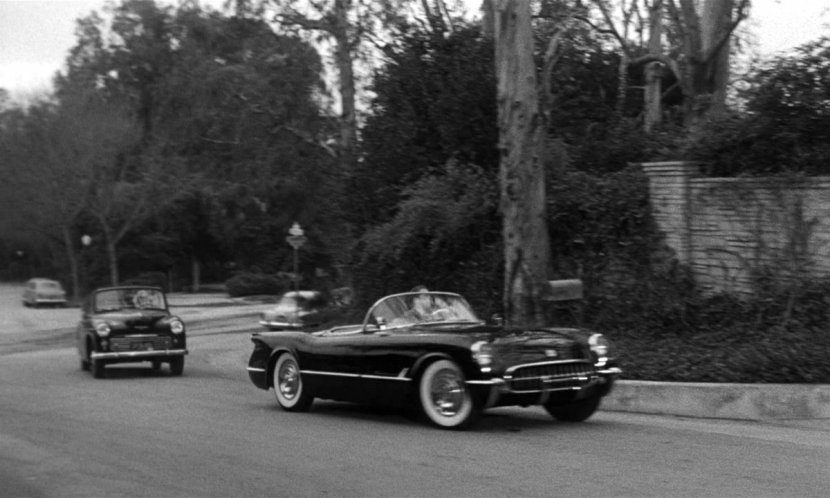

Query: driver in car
left=406, top=286, right=451, bottom=322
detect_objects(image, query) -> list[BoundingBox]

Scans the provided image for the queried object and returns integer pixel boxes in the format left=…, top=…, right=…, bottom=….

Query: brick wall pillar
left=639, top=162, right=700, bottom=265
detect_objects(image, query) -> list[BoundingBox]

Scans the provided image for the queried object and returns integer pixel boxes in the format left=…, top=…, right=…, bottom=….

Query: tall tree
left=54, top=0, right=185, bottom=284
left=0, top=93, right=136, bottom=295
left=579, top=0, right=749, bottom=127
left=491, top=0, right=552, bottom=328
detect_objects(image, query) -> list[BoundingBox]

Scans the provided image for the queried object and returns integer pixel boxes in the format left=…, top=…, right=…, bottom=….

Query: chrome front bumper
left=91, top=349, right=188, bottom=360
left=467, top=366, right=622, bottom=408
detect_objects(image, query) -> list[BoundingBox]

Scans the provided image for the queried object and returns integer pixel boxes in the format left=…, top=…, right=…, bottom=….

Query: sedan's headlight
left=471, top=341, right=493, bottom=368
left=95, top=322, right=111, bottom=337
left=169, top=319, right=185, bottom=334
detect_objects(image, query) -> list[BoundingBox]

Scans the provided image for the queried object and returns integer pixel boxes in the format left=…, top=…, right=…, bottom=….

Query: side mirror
left=490, top=313, right=503, bottom=326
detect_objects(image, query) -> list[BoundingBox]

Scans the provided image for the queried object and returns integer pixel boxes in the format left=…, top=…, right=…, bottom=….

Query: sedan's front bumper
left=91, top=349, right=188, bottom=360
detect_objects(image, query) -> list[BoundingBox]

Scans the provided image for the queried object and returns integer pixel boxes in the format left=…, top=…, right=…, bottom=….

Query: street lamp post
left=80, top=235, right=92, bottom=298
left=285, top=222, right=307, bottom=293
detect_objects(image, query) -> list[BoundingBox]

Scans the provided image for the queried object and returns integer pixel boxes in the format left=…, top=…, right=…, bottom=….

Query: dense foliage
left=681, top=37, right=830, bottom=176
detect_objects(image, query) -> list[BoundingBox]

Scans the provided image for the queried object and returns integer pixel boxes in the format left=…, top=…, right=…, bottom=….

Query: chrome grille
left=504, top=361, right=595, bottom=393
left=110, top=336, right=171, bottom=352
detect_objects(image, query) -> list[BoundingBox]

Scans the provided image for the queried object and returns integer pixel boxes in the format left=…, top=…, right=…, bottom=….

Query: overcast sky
left=1, top=0, right=828, bottom=101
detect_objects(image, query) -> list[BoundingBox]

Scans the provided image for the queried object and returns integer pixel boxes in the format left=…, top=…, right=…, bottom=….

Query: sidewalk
left=604, top=380, right=830, bottom=420
left=170, top=292, right=830, bottom=421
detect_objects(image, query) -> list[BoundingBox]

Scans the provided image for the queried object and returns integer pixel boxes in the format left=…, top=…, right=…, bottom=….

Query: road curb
left=603, top=380, right=830, bottom=420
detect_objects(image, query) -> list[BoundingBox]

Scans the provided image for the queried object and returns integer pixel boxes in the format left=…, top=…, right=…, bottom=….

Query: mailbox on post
left=545, top=279, right=584, bottom=325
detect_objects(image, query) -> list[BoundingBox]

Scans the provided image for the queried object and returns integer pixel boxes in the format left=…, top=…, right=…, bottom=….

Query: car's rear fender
left=265, top=347, right=296, bottom=389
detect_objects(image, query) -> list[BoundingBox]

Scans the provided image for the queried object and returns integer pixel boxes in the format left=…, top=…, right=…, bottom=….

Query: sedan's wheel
left=418, top=359, right=479, bottom=430
left=91, top=358, right=106, bottom=379
left=544, top=395, right=601, bottom=422
left=272, top=352, right=312, bottom=411
left=169, top=356, right=184, bottom=376
left=80, top=356, right=90, bottom=371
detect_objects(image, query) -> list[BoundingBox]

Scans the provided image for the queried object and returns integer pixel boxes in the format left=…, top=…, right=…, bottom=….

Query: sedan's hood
left=95, top=310, right=170, bottom=328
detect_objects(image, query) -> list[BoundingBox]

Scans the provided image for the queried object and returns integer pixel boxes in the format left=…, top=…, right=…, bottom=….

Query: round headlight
left=170, top=319, right=185, bottom=334
left=95, top=322, right=111, bottom=337
left=471, top=341, right=493, bottom=367
left=588, top=333, right=610, bottom=357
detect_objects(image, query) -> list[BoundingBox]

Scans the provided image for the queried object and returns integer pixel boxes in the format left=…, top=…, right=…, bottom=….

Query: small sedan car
left=259, top=290, right=328, bottom=330
left=23, top=278, right=67, bottom=307
left=76, top=286, right=187, bottom=379
left=247, top=291, right=621, bottom=429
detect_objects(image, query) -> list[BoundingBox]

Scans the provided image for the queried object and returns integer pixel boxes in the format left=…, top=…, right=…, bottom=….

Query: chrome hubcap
left=430, top=369, right=465, bottom=417
left=278, top=361, right=300, bottom=400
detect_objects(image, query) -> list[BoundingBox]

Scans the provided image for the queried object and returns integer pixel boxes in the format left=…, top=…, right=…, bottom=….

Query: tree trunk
left=676, top=0, right=734, bottom=125
left=493, top=0, right=552, bottom=329
left=191, top=258, right=201, bottom=292
left=63, top=227, right=81, bottom=303
left=700, top=0, right=732, bottom=117
left=106, top=240, right=119, bottom=286
left=644, top=0, right=663, bottom=132
left=333, top=0, right=358, bottom=173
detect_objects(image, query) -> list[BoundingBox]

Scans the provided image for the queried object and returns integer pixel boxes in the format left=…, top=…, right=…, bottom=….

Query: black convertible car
left=76, top=286, right=188, bottom=379
left=248, top=291, right=620, bottom=429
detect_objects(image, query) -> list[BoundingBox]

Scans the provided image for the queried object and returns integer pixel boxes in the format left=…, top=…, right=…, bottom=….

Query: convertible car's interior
left=314, top=292, right=483, bottom=337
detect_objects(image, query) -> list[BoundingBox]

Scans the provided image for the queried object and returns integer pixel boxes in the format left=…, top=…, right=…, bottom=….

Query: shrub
left=225, top=272, right=290, bottom=297
left=123, top=272, right=169, bottom=292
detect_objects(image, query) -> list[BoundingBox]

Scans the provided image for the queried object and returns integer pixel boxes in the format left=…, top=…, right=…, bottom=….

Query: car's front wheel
left=169, top=356, right=184, bottom=376
left=272, top=352, right=313, bottom=411
left=544, top=394, right=601, bottom=422
left=417, top=359, right=480, bottom=430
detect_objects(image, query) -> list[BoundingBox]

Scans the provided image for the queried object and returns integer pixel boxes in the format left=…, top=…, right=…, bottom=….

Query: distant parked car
left=76, top=286, right=187, bottom=379
left=22, top=278, right=67, bottom=307
left=259, top=290, right=328, bottom=330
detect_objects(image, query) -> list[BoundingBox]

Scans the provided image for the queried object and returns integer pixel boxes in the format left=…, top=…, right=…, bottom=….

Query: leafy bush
left=606, top=278, right=830, bottom=383
left=123, top=272, right=169, bottom=292
left=225, top=272, right=290, bottom=297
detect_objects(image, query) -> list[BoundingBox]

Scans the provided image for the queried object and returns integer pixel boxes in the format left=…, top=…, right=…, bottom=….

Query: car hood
left=411, top=324, right=590, bottom=363
left=93, top=310, right=170, bottom=328
left=485, top=327, right=589, bottom=362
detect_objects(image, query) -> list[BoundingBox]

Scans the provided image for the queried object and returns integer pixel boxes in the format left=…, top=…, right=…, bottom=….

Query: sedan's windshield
left=367, top=292, right=482, bottom=329
left=94, top=288, right=166, bottom=312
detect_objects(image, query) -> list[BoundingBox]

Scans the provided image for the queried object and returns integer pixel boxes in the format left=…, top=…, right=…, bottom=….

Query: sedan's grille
left=110, top=336, right=171, bottom=352
left=505, top=361, right=595, bottom=393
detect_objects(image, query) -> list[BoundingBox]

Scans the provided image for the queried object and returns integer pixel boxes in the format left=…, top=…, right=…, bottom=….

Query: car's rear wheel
left=272, top=352, right=312, bottom=411
left=417, top=359, right=479, bottom=430
left=544, top=394, right=601, bottom=422
left=169, top=356, right=184, bottom=376
left=91, top=358, right=106, bottom=379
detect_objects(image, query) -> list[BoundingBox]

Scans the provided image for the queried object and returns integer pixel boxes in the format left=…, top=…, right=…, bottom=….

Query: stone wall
left=641, top=162, right=830, bottom=294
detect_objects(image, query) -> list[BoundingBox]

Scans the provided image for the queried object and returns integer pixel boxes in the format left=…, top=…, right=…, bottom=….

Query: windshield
left=94, top=288, right=166, bottom=312
left=366, top=292, right=482, bottom=329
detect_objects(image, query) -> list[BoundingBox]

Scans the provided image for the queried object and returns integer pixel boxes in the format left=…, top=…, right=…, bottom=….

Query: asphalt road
left=2, top=284, right=830, bottom=497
